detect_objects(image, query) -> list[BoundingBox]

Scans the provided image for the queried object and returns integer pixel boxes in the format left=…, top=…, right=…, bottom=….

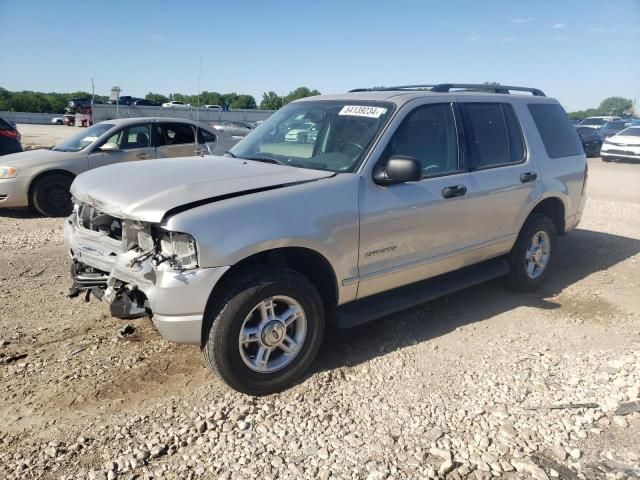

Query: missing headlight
left=158, top=232, right=198, bottom=270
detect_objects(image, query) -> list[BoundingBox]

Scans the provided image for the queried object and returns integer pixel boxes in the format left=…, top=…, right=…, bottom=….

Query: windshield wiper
left=224, top=150, right=237, bottom=158
left=244, top=156, right=288, bottom=166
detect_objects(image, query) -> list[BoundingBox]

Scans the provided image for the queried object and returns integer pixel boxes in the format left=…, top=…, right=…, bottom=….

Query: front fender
left=164, top=174, right=361, bottom=302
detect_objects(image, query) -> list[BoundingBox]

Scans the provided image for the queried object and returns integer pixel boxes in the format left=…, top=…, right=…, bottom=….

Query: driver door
left=88, top=123, right=155, bottom=169
left=357, top=102, right=475, bottom=298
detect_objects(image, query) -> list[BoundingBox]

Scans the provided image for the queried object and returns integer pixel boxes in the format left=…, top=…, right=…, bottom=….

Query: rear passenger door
left=155, top=122, right=198, bottom=158
left=459, top=102, right=538, bottom=246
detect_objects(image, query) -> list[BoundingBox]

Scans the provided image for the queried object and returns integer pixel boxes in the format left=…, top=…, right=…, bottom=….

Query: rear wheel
left=506, top=214, right=557, bottom=292
left=31, top=174, right=73, bottom=217
left=201, top=267, right=325, bottom=395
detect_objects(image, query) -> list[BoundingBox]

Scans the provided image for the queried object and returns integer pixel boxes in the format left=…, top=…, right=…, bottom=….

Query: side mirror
left=100, top=142, right=119, bottom=152
left=373, top=155, right=422, bottom=186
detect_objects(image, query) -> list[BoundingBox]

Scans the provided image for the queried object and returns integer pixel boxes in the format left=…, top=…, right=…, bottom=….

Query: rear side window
left=198, top=128, right=217, bottom=143
left=0, top=118, right=13, bottom=130
left=160, top=123, right=195, bottom=145
left=528, top=103, right=583, bottom=158
left=461, top=103, right=525, bottom=169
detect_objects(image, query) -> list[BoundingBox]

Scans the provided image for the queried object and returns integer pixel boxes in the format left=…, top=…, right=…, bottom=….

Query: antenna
left=195, top=55, right=202, bottom=156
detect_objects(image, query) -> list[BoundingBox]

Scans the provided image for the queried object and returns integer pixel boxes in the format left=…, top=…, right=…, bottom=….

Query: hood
left=1, top=148, right=83, bottom=169
left=607, top=135, right=640, bottom=146
left=71, top=156, right=335, bottom=222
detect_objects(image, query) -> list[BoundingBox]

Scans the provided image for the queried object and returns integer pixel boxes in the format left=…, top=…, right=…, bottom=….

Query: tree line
left=0, top=86, right=321, bottom=113
left=567, top=97, right=635, bottom=120
left=1, top=85, right=633, bottom=118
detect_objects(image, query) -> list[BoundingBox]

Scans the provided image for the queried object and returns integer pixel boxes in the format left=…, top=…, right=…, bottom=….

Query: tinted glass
left=198, top=128, right=217, bottom=143
left=462, top=103, right=510, bottom=168
left=528, top=104, right=583, bottom=158
left=161, top=123, right=195, bottom=145
left=580, top=118, right=605, bottom=126
left=619, top=127, right=640, bottom=137
left=503, top=104, right=525, bottom=162
left=607, top=122, right=626, bottom=131
left=386, top=103, right=458, bottom=176
left=0, top=118, right=13, bottom=130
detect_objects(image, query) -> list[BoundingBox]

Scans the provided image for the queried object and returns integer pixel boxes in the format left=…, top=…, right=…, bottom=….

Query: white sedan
left=162, top=101, right=191, bottom=109
left=600, top=126, right=640, bottom=162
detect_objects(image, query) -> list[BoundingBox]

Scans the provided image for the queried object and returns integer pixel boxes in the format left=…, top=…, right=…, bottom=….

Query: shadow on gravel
left=0, top=207, right=42, bottom=219
left=313, top=228, right=640, bottom=373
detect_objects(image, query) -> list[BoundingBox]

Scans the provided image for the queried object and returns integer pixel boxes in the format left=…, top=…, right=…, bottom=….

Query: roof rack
left=349, top=83, right=546, bottom=97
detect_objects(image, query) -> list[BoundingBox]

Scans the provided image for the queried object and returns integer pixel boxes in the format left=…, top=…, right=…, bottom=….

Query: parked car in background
left=110, top=96, right=138, bottom=106
left=284, top=122, right=318, bottom=143
left=203, top=105, right=222, bottom=110
left=0, top=117, right=22, bottom=156
left=133, top=99, right=161, bottom=107
left=63, top=83, right=587, bottom=394
left=578, top=116, right=622, bottom=129
left=0, top=118, right=237, bottom=216
left=212, top=121, right=254, bottom=137
left=51, top=117, right=64, bottom=125
left=162, top=101, right=191, bottom=108
left=600, top=126, right=640, bottom=162
left=63, top=114, right=76, bottom=126
left=599, top=120, right=631, bottom=139
left=576, top=126, right=603, bottom=157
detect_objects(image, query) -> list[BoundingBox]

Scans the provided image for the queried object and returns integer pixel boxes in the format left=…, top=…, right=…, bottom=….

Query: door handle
left=520, top=172, right=538, bottom=183
left=442, top=185, right=467, bottom=199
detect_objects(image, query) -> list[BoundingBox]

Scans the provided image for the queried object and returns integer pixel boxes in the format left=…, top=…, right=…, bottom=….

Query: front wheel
left=201, top=268, right=325, bottom=395
left=31, top=173, right=73, bottom=217
left=506, top=214, right=557, bottom=292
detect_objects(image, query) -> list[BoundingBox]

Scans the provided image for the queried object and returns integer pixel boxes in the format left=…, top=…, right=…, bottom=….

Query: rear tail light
left=0, top=129, right=19, bottom=140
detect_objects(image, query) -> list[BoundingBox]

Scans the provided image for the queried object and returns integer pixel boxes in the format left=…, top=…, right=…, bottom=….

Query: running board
left=335, top=258, right=509, bottom=328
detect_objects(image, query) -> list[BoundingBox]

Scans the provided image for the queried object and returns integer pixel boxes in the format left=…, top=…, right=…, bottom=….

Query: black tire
left=201, top=267, right=325, bottom=395
left=31, top=173, right=73, bottom=217
left=506, top=214, right=557, bottom=292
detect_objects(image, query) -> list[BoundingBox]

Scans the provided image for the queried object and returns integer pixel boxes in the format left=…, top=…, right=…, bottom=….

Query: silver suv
left=64, top=84, right=588, bottom=394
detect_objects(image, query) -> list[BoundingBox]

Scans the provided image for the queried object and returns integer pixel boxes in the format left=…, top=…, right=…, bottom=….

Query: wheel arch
left=201, top=246, right=339, bottom=344
left=525, top=196, right=566, bottom=236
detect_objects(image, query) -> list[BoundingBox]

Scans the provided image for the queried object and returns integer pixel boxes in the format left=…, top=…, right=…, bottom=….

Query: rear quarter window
left=528, top=103, right=583, bottom=158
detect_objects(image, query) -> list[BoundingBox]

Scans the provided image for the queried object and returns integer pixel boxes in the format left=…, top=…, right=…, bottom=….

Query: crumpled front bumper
left=64, top=216, right=229, bottom=344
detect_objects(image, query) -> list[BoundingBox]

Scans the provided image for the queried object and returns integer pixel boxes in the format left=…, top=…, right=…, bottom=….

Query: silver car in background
left=0, top=118, right=237, bottom=216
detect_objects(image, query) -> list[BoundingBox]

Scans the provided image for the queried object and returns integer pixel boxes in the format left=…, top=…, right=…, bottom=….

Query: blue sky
left=0, top=0, right=638, bottom=111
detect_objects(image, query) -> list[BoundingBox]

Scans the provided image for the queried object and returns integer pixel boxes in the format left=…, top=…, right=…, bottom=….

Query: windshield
left=229, top=101, right=394, bottom=172
left=52, top=123, right=114, bottom=152
left=580, top=118, right=606, bottom=126
left=618, top=127, right=640, bottom=137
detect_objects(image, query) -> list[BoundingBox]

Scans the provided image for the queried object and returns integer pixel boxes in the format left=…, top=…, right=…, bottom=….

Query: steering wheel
left=337, top=142, right=364, bottom=157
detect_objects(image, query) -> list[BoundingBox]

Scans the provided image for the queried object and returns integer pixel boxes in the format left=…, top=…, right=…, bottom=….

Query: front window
left=229, top=101, right=394, bottom=172
left=52, top=123, right=114, bottom=152
left=104, top=124, right=151, bottom=149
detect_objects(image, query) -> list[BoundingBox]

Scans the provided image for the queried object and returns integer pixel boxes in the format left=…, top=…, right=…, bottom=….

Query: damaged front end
left=65, top=199, right=198, bottom=320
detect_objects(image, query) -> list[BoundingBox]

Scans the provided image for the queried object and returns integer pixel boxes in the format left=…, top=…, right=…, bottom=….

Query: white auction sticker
left=338, top=105, right=387, bottom=118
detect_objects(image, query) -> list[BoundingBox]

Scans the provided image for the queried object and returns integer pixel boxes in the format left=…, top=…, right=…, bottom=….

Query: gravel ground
left=0, top=159, right=639, bottom=480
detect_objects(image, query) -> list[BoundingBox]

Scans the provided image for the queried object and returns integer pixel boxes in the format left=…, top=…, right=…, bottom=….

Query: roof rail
left=349, top=83, right=546, bottom=97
